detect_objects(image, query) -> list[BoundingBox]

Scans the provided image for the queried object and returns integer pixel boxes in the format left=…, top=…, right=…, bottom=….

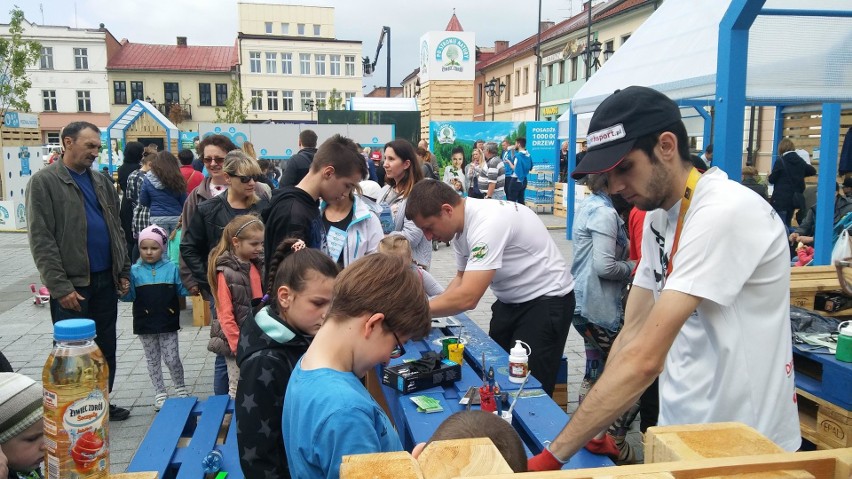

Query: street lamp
left=484, top=76, right=506, bottom=122
left=584, top=39, right=614, bottom=79
left=303, top=99, right=316, bottom=122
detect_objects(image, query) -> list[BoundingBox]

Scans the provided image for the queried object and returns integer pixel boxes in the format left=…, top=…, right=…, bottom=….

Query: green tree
left=0, top=6, right=42, bottom=118
left=328, top=88, right=343, bottom=110
left=214, top=78, right=247, bottom=123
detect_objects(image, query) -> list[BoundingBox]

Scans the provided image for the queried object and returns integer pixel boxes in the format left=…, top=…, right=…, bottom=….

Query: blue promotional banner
left=429, top=121, right=559, bottom=171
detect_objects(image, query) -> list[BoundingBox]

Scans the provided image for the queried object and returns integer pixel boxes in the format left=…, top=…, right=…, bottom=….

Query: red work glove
left=585, top=435, right=619, bottom=460
left=527, top=446, right=566, bottom=471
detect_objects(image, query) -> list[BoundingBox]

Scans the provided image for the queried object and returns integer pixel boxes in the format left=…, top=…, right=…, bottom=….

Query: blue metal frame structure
left=563, top=1, right=849, bottom=263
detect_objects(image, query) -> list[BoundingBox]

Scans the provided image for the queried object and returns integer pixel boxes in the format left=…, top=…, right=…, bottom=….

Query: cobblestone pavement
left=0, top=213, right=642, bottom=473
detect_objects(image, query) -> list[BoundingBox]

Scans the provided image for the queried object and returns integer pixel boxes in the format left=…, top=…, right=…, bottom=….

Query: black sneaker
left=110, top=404, right=131, bottom=421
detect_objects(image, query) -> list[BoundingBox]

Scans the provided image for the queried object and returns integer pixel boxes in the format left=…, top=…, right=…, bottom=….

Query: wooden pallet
left=793, top=346, right=852, bottom=411
left=797, top=388, right=852, bottom=449
left=789, top=266, right=852, bottom=317
left=127, top=396, right=242, bottom=479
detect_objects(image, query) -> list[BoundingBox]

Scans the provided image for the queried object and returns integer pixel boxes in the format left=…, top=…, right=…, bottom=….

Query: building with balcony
left=236, top=3, right=362, bottom=122
left=0, top=18, right=116, bottom=143
left=106, top=37, right=237, bottom=133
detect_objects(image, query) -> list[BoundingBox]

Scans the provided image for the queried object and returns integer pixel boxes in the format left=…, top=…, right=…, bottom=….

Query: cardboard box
left=382, top=358, right=461, bottom=394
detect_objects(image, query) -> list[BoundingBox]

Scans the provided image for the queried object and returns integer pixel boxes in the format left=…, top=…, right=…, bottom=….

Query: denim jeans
left=50, top=270, right=119, bottom=392
left=149, top=215, right=180, bottom=237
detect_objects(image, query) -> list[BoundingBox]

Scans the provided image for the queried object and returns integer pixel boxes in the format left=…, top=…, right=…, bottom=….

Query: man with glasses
left=27, top=121, right=133, bottom=421
left=528, top=86, right=800, bottom=470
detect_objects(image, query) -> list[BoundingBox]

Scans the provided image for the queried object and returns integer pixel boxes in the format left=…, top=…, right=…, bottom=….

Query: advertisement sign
left=419, top=31, right=476, bottom=83
left=98, top=132, right=123, bottom=173
left=198, top=123, right=394, bottom=160
left=179, top=131, right=199, bottom=151
left=0, top=201, right=26, bottom=231
left=429, top=121, right=559, bottom=172
left=2, top=111, right=38, bottom=129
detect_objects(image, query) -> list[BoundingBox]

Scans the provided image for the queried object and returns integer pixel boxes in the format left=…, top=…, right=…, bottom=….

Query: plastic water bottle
left=379, top=203, right=394, bottom=234
left=508, top=340, right=532, bottom=384
left=201, top=449, right=223, bottom=473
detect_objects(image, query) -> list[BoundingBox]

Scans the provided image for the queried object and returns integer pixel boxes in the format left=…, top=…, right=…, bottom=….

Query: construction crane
left=363, top=26, right=391, bottom=97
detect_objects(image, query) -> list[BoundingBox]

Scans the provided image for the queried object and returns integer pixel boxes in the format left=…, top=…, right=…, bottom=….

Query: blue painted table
left=127, top=395, right=243, bottom=479
left=377, top=313, right=613, bottom=470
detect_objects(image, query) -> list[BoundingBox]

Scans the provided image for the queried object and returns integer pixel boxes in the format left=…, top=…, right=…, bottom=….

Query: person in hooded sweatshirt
left=319, top=187, right=383, bottom=268
left=140, top=151, right=187, bottom=236
left=235, top=237, right=338, bottom=479
left=262, top=134, right=368, bottom=277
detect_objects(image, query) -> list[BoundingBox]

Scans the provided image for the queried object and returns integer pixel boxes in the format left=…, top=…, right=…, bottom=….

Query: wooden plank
left=644, top=423, right=783, bottom=463
left=417, top=438, right=514, bottom=478
left=112, top=473, right=159, bottom=479
left=797, top=388, right=852, bottom=449
left=461, top=449, right=851, bottom=478
left=191, top=295, right=210, bottom=327
left=340, top=451, right=423, bottom=479
left=128, top=397, right=197, bottom=479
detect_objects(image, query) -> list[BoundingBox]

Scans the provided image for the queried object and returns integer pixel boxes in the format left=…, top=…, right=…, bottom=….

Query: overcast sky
left=2, top=0, right=587, bottom=92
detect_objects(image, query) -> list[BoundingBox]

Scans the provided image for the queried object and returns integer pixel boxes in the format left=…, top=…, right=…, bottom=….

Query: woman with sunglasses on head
left=282, top=253, right=431, bottom=479
left=181, top=150, right=270, bottom=395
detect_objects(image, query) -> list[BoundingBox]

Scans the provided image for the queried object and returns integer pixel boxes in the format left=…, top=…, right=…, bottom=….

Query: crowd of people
left=5, top=83, right=815, bottom=477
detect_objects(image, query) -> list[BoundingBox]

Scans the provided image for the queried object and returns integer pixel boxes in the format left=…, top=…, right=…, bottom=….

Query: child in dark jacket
left=207, top=215, right=265, bottom=398
left=235, top=237, right=339, bottom=479
left=122, top=224, right=190, bottom=411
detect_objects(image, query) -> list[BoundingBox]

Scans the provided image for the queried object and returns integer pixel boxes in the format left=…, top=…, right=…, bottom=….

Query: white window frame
left=281, top=53, right=292, bottom=74
left=344, top=55, right=356, bottom=76
left=314, top=54, right=326, bottom=76
left=297, top=23, right=305, bottom=35
left=282, top=90, right=294, bottom=111
left=74, top=48, right=88, bottom=70
left=265, top=22, right=272, bottom=34
left=76, top=90, right=91, bottom=112
left=300, top=53, right=311, bottom=75
left=249, top=52, right=261, bottom=73
left=300, top=91, right=312, bottom=111
left=330, top=55, right=341, bottom=76
left=267, top=90, right=278, bottom=111
left=42, top=90, right=57, bottom=111
left=313, top=24, right=321, bottom=36
left=250, top=90, right=263, bottom=110
left=281, top=23, right=289, bottom=35
left=266, top=52, right=277, bottom=74
left=40, top=47, right=53, bottom=70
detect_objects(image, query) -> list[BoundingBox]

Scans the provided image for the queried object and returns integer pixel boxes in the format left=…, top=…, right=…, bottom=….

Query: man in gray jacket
left=26, top=121, right=132, bottom=420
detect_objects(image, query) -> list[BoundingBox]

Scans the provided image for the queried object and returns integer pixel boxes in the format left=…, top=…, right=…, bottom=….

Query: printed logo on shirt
left=471, top=242, right=488, bottom=262
left=649, top=222, right=668, bottom=290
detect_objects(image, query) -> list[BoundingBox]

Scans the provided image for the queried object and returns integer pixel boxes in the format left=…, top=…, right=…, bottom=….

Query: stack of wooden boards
left=789, top=265, right=852, bottom=317
left=340, top=422, right=852, bottom=478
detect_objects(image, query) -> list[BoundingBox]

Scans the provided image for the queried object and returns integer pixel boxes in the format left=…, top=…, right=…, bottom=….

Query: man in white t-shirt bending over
left=406, top=180, right=575, bottom=396
left=528, top=86, right=800, bottom=471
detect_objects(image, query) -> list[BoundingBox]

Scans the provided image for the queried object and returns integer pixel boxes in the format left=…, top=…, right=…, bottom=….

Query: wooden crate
left=190, top=295, right=210, bottom=327
left=789, top=266, right=852, bottom=317
left=554, top=182, right=567, bottom=218
left=644, top=423, right=783, bottom=463
left=797, top=388, right=852, bottom=449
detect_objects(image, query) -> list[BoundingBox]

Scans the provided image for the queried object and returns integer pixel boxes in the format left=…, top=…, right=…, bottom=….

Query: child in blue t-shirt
left=282, top=253, right=432, bottom=479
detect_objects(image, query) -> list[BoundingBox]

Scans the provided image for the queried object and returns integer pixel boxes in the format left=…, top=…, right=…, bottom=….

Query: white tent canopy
left=560, top=0, right=852, bottom=117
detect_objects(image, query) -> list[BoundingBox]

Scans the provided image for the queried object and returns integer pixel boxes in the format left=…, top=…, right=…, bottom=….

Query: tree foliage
left=328, top=88, right=343, bottom=110
left=214, top=78, right=247, bottom=123
left=0, top=6, right=42, bottom=118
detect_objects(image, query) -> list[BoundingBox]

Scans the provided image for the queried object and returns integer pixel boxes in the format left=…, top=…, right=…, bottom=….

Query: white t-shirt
left=453, top=198, right=573, bottom=303
left=633, top=167, right=800, bottom=451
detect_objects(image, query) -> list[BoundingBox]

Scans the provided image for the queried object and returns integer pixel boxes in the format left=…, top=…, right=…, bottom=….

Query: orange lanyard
left=666, top=167, right=702, bottom=277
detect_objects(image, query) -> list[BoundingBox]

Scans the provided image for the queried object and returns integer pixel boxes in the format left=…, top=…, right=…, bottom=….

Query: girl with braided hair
left=234, top=237, right=339, bottom=479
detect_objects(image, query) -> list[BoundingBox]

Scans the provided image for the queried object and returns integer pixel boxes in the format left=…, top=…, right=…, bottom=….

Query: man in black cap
left=529, top=86, right=800, bottom=470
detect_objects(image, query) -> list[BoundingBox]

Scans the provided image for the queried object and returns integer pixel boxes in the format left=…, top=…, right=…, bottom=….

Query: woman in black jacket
left=118, top=141, right=145, bottom=255
left=768, top=139, right=816, bottom=228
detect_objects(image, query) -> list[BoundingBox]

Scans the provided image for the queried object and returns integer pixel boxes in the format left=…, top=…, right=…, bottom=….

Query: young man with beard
left=528, top=86, right=800, bottom=470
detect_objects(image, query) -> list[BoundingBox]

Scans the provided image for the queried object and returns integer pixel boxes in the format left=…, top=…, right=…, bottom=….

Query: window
left=251, top=90, right=263, bottom=110
left=265, top=22, right=272, bottom=34
left=300, top=91, right=312, bottom=111
left=40, top=47, right=53, bottom=69
left=282, top=90, right=294, bottom=111
left=281, top=53, right=292, bottom=74
left=523, top=67, right=529, bottom=94
left=604, top=40, right=614, bottom=63
left=281, top=23, right=289, bottom=35
left=266, top=52, right=277, bottom=74
left=330, top=55, right=341, bottom=76
left=42, top=90, right=57, bottom=111
left=344, top=91, right=356, bottom=101
left=476, top=83, right=482, bottom=105
left=570, top=56, right=578, bottom=81
left=74, top=48, right=88, bottom=70
left=545, top=64, right=553, bottom=87
left=314, top=54, right=326, bottom=76
left=77, top=90, right=91, bottom=112
left=621, top=34, right=631, bottom=45
left=266, top=90, right=279, bottom=111
left=199, top=83, right=212, bottom=106
left=47, top=132, right=60, bottom=144
left=249, top=52, right=261, bottom=73
left=300, top=53, right=311, bottom=75
left=215, top=83, right=228, bottom=106
left=164, top=82, right=180, bottom=104
left=131, top=81, right=144, bottom=101
left=344, top=55, right=356, bottom=76
left=315, top=91, right=327, bottom=109
left=505, top=75, right=511, bottom=102
left=515, top=70, right=521, bottom=96
left=559, top=61, right=566, bottom=84
left=313, top=24, right=321, bottom=36
left=113, top=81, right=127, bottom=104
left=297, top=23, right=305, bottom=35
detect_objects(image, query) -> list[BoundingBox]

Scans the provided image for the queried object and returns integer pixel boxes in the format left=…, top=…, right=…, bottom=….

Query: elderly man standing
left=27, top=121, right=132, bottom=421
left=479, top=142, right=506, bottom=200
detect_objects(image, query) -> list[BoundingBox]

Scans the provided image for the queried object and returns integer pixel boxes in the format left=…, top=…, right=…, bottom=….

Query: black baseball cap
left=572, top=86, right=683, bottom=179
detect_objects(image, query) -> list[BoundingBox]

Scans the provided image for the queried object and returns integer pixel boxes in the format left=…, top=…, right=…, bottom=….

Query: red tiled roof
left=108, top=42, right=236, bottom=72
left=475, top=0, right=648, bottom=70
left=446, top=13, right=464, bottom=32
